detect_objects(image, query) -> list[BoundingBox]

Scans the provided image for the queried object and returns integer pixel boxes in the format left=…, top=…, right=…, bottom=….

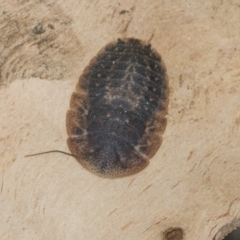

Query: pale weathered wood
left=1, top=0, right=240, bottom=239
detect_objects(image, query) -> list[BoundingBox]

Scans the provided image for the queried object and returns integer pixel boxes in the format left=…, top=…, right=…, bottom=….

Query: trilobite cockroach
left=66, top=38, right=169, bottom=178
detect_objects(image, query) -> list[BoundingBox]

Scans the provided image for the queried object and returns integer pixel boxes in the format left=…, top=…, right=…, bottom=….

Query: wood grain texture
left=1, top=0, right=240, bottom=239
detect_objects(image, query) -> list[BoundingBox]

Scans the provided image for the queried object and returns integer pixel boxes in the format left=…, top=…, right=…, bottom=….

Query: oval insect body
left=66, top=38, right=169, bottom=178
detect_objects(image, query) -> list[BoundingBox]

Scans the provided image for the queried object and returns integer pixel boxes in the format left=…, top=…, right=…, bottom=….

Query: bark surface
left=1, top=1, right=240, bottom=239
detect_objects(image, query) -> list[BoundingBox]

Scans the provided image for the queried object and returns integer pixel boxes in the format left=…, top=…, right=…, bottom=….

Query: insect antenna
left=25, top=150, right=74, bottom=158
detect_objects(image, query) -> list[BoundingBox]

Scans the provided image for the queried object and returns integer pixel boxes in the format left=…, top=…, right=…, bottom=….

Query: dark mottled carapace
left=67, top=38, right=169, bottom=178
